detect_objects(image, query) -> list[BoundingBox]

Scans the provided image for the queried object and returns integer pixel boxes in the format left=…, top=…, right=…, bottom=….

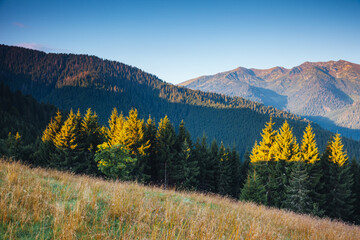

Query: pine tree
left=179, top=139, right=199, bottom=189
left=229, top=145, right=241, bottom=198
left=122, top=109, right=150, bottom=182
left=144, top=116, right=158, bottom=183
left=78, top=108, right=104, bottom=174
left=300, top=123, right=319, bottom=164
left=156, top=115, right=177, bottom=188
left=240, top=169, right=267, bottom=205
left=272, top=120, right=299, bottom=162
left=53, top=109, right=78, bottom=150
left=329, top=134, right=348, bottom=167
left=250, top=118, right=277, bottom=163
left=41, top=109, right=62, bottom=143
left=327, top=134, right=355, bottom=222
left=217, top=143, right=232, bottom=196
left=194, top=134, right=210, bottom=191
left=209, top=139, right=219, bottom=193
left=106, top=108, right=125, bottom=147
left=284, top=161, right=313, bottom=214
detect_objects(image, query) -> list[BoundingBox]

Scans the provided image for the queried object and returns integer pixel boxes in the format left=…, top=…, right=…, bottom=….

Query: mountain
left=1, top=44, right=360, bottom=157
left=180, top=61, right=360, bottom=139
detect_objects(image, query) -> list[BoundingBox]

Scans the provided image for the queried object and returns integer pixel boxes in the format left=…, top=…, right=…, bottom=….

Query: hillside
left=1, top=159, right=359, bottom=239
left=180, top=61, right=360, bottom=139
left=0, top=82, right=58, bottom=143
left=1, top=45, right=360, bottom=157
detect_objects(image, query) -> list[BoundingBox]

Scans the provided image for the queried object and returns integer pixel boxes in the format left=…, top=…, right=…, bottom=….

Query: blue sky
left=1, top=0, right=360, bottom=84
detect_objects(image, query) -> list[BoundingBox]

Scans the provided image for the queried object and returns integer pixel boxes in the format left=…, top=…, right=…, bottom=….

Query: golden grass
left=0, top=158, right=359, bottom=240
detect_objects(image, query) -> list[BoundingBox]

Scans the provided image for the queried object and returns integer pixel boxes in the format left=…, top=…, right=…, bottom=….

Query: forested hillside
left=1, top=44, right=360, bottom=157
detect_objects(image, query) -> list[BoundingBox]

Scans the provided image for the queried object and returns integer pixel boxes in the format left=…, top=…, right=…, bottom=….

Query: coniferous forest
left=0, top=45, right=359, bottom=226
left=2, top=98, right=359, bottom=224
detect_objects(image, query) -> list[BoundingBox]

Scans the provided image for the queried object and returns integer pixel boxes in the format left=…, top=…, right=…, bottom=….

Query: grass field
left=0, top=158, right=359, bottom=239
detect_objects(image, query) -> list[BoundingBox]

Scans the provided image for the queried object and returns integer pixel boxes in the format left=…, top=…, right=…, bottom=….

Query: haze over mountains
left=180, top=60, right=360, bottom=139
left=1, top=44, right=360, bottom=157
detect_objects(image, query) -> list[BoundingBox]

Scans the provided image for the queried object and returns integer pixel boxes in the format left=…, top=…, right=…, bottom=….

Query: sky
left=1, top=0, right=360, bottom=84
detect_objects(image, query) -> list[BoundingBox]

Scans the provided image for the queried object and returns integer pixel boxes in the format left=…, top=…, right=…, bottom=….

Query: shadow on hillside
left=304, top=115, right=360, bottom=141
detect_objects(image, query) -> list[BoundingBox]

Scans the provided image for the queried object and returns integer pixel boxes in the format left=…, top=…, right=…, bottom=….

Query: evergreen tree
left=53, top=109, right=78, bottom=150
left=229, top=146, right=241, bottom=198
left=327, top=134, right=355, bottom=222
left=209, top=139, right=219, bottom=193
left=143, top=116, right=157, bottom=183
left=106, top=108, right=125, bottom=147
left=272, top=120, right=299, bottom=162
left=250, top=118, right=277, bottom=163
left=122, top=109, right=150, bottom=182
left=240, top=169, right=267, bottom=205
left=217, top=143, right=232, bottom=196
left=300, top=123, right=320, bottom=164
left=178, top=139, right=199, bottom=189
left=78, top=108, right=104, bottom=174
left=41, top=109, right=62, bottom=143
left=284, top=161, right=313, bottom=214
left=194, top=134, right=210, bottom=191
left=156, top=115, right=177, bottom=188
left=329, top=134, right=348, bottom=167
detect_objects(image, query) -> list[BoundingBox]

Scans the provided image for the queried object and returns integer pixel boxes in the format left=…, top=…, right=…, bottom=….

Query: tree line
left=240, top=119, right=360, bottom=224
left=3, top=106, right=360, bottom=224
left=21, top=107, right=247, bottom=199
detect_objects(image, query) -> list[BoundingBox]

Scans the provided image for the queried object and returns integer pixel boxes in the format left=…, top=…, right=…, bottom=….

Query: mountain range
left=1, top=44, right=359, bottom=157
left=180, top=61, right=360, bottom=140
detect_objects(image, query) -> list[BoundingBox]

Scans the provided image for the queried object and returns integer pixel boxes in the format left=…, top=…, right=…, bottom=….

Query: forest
left=2, top=101, right=359, bottom=225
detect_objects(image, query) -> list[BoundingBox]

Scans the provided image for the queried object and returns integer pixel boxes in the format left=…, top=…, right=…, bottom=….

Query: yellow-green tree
left=250, top=118, right=277, bottom=163
left=329, top=134, right=348, bottom=166
left=42, top=109, right=62, bottom=143
left=300, top=123, right=319, bottom=164
left=53, top=109, right=78, bottom=150
left=122, top=108, right=150, bottom=156
left=106, top=108, right=125, bottom=147
left=272, top=120, right=299, bottom=162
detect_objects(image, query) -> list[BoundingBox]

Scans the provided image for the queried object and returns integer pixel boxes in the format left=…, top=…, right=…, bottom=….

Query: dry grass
left=0, top=159, right=359, bottom=240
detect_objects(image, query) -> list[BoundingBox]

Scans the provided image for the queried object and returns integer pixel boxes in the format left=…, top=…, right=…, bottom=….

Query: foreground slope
left=1, top=45, right=360, bottom=157
left=1, top=159, right=359, bottom=240
left=180, top=61, right=360, bottom=139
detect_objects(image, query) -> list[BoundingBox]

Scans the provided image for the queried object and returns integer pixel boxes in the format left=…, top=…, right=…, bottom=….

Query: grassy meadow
left=0, top=158, right=359, bottom=240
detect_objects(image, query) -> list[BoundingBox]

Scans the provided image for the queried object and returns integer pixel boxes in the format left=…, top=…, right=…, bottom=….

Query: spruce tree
left=144, top=116, right=158, bottom=183
left=272, top=120, right=299, bottom=162
left=250, top=118, right=277, bottom=163
left=179, top=139, right=199, bottom=190
left=122, top=109, right=150, bottom=182
left=156, top=115, right=177, bottom=188
left=300, top=123, right=324, bottom=215
left=284, top=161, right=313, bottom=214
left=209, top=139, right=219, bottom=193
left=327, top=134, right=355, bottom=222
left=240, top=169, right=267, bottom=205
left=194, top=134, right=210, bottom=191
left=229, top=146, right=241, bottom=198
left=217, top=143, right=232, bottom=196
left=300, top=123, right=319, bottom=164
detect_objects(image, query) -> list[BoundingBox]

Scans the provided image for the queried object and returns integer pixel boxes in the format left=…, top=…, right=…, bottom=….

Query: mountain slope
left=2, top=159, right=360, bottom=239
left=180, top=61, right=360, bottom=139
left=1, top=45, right=359, bottom=157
